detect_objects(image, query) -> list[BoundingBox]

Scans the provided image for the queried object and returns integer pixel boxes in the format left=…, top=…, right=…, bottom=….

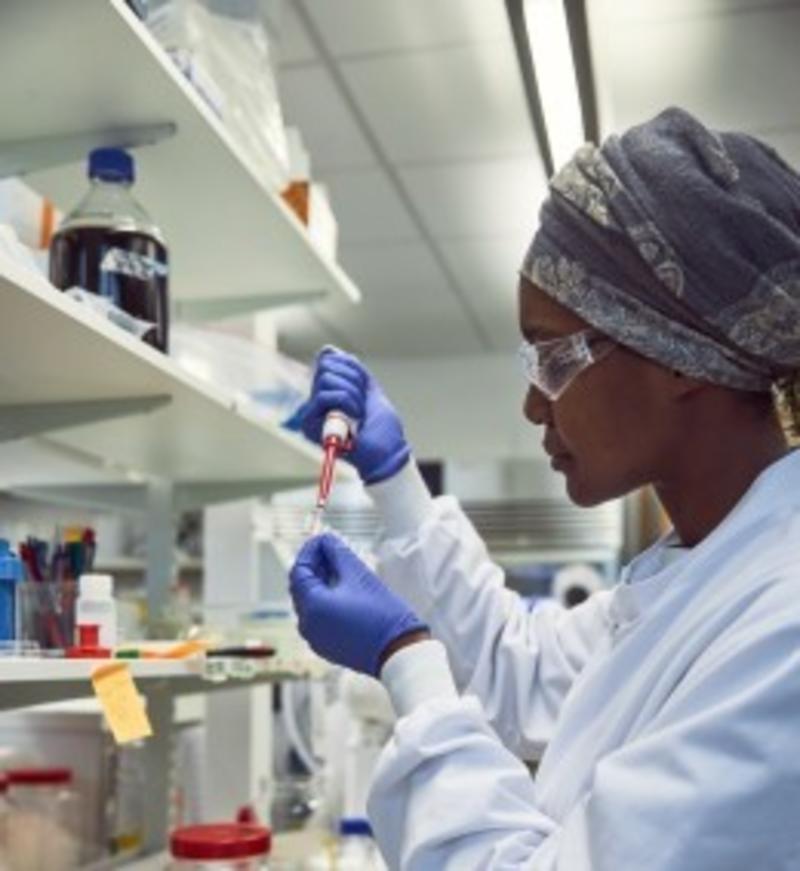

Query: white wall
left=370, top=352, right=543, bottom=465
left=446, top=457, right=569, bottom=502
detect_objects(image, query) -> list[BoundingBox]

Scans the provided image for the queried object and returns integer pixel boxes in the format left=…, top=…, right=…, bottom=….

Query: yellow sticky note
left=92, top=663, right=153, bottom=744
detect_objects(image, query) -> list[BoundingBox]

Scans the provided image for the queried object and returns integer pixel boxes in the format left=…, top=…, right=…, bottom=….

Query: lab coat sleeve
left=369, top=583, right=800, bottom=871
left=368, top=462, right=612, bottom=757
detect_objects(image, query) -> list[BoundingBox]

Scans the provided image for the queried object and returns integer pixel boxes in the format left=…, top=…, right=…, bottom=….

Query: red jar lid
left=7, top=767, right=73, bottom=786
left=170, top=824, right=271, bottom=860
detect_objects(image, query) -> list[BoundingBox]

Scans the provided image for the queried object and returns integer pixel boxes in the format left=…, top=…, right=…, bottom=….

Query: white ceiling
left=273, top=0, right=543, bottom=361
left=273, top=0, right=800, bottom=364
left=590, top=0, right=800, bottom=165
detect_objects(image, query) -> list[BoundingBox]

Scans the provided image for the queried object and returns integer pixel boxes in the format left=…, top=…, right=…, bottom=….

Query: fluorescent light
left=524, top=0, right=585, bottom=171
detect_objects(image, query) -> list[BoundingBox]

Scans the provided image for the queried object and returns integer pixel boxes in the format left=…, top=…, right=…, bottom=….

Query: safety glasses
left=518, top=328, right=616, bottom=401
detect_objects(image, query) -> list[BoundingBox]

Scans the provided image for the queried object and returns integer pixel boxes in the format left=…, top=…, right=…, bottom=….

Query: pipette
left=308, top=411, right=353, bottom=535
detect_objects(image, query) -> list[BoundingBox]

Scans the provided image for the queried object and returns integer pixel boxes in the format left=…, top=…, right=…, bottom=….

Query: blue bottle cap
left=0, top=540, right=22, bottom=582
left=88, top=147, right=135, bottom=183
left=338, top=817, right=373, bottom=837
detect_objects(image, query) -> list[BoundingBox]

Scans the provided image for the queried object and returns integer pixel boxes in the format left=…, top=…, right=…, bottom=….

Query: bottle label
left=101, top=247, right=168, bottom=281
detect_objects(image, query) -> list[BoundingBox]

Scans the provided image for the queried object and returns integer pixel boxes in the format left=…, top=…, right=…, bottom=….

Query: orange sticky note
left=91, top=663, right=153, bottom=744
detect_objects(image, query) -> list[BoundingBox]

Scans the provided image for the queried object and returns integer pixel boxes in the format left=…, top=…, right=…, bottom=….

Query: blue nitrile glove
left=300, top=348, right=411, bottom=485
left=290, top=533, right=428, bottom=676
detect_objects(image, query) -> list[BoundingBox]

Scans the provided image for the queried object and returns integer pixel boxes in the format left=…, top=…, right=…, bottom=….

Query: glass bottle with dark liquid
left=49, top=147, right=169, bottom=352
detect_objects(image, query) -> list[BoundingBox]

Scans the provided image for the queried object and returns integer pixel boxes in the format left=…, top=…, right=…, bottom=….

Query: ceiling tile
left=301, top=0, right=511, bottom=56
left=280, top=241, right=485, bottom=358
left=278, top=65, right=376, bottom=171
left=595, top=0, right=796, bottom=22
left=275, top=2, right=317, bottom=65
left=399, top=156, right=546, bottom=240
left=340, top=41, right=535, bottom=163
left=591, top=4, right=800, bottom=137
left=325, top=169, right=420, bottom=243
left=439, top=236, right=527, bottom=351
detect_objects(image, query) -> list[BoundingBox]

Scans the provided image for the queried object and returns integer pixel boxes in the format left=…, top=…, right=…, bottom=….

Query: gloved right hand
left=301, top=348, right=411, bottom=485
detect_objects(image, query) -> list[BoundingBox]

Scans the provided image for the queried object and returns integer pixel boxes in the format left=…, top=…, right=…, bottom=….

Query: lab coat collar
left=612, top=448, right=800, bottom=627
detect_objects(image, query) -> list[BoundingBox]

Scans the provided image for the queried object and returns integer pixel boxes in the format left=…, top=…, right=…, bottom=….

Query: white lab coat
left=365, top=451, right=800, bottom=870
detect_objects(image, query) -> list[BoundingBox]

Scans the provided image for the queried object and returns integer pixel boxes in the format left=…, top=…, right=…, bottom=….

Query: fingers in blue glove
left=291, top=532, right=341, bottom=588
left=301, top=391, right=364, bottom=443
left=314, top=372, right=365, bottom=412
left=289, top=532, right=427, bottom=676
left=302, top=353, right=370, bottom=444
left=316, top=348, right=369, bottom=383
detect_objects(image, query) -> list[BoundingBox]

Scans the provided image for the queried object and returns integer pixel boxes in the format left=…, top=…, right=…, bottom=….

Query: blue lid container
left=339, top=817, right=373, bottom=838
left=0, top=540, right=23, bottom=642
left=88, top=147, right=135, bottom=183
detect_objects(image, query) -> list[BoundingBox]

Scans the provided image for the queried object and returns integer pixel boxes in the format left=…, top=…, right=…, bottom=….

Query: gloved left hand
left=290, top=533, right=428, bottom=676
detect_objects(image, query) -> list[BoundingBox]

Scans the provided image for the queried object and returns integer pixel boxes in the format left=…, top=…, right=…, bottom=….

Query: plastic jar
left=334, top=819, right=386, bottom=870
left=169, top=823, right=271, bottom=869
left=5, top=767, right=82, bottom=870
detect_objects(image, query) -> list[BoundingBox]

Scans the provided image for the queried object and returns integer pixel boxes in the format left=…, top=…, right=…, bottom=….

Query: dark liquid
left=49, top=226, right=169, bottom=352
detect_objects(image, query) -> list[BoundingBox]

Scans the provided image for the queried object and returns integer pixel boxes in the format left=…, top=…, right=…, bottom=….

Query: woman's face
left=518, top=278, right=680, bottom=506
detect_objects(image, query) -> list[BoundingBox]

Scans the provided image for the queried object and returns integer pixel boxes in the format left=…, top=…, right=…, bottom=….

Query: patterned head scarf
left=522, top=107, right=800, bottom=391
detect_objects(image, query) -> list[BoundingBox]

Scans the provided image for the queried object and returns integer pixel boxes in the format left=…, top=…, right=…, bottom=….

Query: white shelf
left=0, top=0, right=361, bottom=309
left=0, top=261, right=353, bottom=489
left=0, top=655, right=322, bottom=712
left=95, top=556, right=202, bottom=574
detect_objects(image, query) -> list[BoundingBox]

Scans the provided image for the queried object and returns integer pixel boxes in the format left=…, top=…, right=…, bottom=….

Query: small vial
left=76, top=574, right=117, bottom=648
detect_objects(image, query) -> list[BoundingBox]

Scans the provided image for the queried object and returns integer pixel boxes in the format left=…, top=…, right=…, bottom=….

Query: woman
left=289, top=107, right=800, bottom=869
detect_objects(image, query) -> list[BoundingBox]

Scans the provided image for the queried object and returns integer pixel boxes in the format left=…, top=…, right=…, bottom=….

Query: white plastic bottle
left=335, top=819, right=386, bottom=870
left=76, top=574, right=117, bottom=648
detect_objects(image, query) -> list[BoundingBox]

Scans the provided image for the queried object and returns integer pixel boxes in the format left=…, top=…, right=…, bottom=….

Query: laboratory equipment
left=335, top=818, right=386, bottom=870
left=304, top=818, right=386, bottom=870
left=75, top=573, right=118, bottom=649
left=0, top=539, right=22, bottom=642
left=552, top=563, right=605, bottom=607
left=169, top=822, right=271, bottom=869
left=5, top=767, right=82, bottom=870
left=310, top=411, right=353, bottom=535
left=49, top=147, right=170, bottom=351
left=16, top=580, right=77, bottom=653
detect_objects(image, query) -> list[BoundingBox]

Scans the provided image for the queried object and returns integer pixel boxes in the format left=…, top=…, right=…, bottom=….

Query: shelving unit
left=0, top=0, right=360, bottom=863
left=95, top=556, right=203, bottom=575
left=0, top=0, right=361, bottom=314
left=0, top=655, right=322, bottom=714
left=0, top=261, right=330, bottom=488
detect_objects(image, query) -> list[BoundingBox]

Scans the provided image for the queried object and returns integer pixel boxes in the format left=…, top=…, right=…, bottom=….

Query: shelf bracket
left=173, top=289, right=328, bottom=322
left=0, top=122, right=177, bottom=179
left=0, top=395, right=171, bottom=441
left=8, top=478, right=316, bottom=513
left=9, top=484, right=147, bottom=513
left=146, top=478, right=175, bottom=633
left=175, top=478, right=313, bottom=511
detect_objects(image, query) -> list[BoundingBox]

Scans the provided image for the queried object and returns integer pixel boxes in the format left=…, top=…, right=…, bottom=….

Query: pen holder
left=16, top=581, right=78, bottom=652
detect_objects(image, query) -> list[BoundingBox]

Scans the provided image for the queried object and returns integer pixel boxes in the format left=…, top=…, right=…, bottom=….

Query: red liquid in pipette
left=316, top=437, right=341, bottom=510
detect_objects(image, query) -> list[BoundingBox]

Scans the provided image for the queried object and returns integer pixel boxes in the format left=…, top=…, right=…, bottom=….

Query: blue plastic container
left=0, top=540, right=23, bottom=641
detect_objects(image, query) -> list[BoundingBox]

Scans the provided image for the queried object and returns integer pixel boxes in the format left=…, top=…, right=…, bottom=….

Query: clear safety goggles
left=518, top=328, right=616, bottom=401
